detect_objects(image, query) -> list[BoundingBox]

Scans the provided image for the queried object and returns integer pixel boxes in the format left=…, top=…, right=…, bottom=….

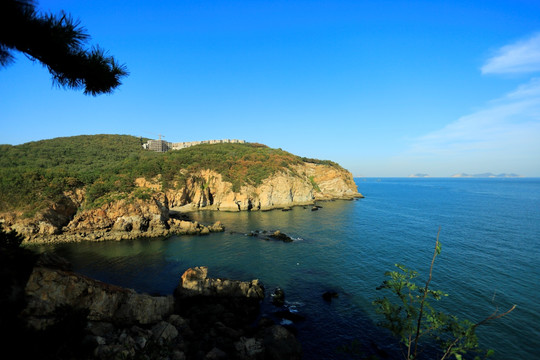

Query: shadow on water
left=34, top=237, right=183, bottom=296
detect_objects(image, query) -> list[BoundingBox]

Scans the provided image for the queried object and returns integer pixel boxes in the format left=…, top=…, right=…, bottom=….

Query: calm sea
left=37, top=178, right=540, bottom=359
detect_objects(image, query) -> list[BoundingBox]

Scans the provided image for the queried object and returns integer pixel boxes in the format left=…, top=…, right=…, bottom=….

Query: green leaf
left=436, top=241, right=442, bottom=255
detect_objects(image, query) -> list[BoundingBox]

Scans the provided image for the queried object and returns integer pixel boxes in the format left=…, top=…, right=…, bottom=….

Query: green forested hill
left=0, top=135, right=147, bottom=172
left=0, top=135, right=341, bottom=214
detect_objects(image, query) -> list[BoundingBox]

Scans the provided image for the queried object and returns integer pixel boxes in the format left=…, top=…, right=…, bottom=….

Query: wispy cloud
left=403, top=78, right=540, bottom=175
left=397, top=34, right=540, bottom=176
left=482, top=33, right=540, bottom=74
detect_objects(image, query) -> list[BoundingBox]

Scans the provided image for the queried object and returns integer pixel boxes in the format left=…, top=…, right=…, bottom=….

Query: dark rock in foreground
left=24, top=263, right=174, bottom=328
left=10, top=253, right=301, bottom=359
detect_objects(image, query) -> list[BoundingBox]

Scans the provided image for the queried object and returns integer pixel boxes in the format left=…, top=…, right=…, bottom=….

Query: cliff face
left=1, top=161, right=361, bottom=244
left=167, top=162, right=362, bottom=212
left=1, top=192, right=225, bottom=244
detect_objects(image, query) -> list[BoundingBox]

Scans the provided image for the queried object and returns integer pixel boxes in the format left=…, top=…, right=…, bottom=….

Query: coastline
left=9, top=193, right=363, bottom=245
left=171, top=193, right=364, bottom=213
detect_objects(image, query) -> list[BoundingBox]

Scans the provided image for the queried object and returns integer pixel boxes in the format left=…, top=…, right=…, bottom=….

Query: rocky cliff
left=1, top=149, right=362, bottom=244
left=167, top=162, right=362, bottom=212
left=1, top=189, right=226, bottom=244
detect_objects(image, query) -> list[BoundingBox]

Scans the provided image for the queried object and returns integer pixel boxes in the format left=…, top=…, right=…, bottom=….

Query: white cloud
left=482, top=33, right=540, bottom=74
left=402, top=78, right=540, bottom=176
left=506, top=77, right=540, bottom=98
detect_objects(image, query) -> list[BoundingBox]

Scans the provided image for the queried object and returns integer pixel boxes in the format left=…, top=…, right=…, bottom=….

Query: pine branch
left=0, top=0, right=127, bottom=95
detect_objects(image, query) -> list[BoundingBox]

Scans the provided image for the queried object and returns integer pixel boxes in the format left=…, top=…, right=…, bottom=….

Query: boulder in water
left=269, top=230, right=293, bottom=243
left=174, top=266, right=264, bottom=299
left=271, top=287, right=285, bottom=307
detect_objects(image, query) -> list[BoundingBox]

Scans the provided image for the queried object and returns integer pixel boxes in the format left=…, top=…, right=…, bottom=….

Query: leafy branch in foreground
left=373, top=229, right=516, bottom=360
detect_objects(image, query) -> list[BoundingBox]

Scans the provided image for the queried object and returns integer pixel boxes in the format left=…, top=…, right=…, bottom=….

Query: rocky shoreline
left=1, top=161, right=363, bottom=245
left=2, top=250, right=301, bottom=359
left=24, top=219, right=226, bottom=244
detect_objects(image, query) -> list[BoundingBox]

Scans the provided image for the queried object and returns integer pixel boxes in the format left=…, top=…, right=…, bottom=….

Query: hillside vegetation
left=0, top=135, right=342, bottom=214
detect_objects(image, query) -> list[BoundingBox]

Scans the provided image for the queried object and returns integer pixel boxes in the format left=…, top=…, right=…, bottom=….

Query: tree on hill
left=0, top=0, right=127, bottom=95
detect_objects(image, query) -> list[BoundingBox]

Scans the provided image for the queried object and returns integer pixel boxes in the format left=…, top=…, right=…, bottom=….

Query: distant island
left=407, top=173, right=522, bottom=178
left=450, top=173, right=522, bottom=178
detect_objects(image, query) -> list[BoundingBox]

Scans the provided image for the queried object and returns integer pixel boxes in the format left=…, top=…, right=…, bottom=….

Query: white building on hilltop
left=143, top=139, right=245, bottom=152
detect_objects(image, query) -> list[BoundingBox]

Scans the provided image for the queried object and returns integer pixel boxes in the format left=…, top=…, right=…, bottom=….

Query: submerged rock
left=269, top=230, right=294, bottom=243
left=248, top=229, right=294, bottom=243
left=322, top=291, right=339, bottom=302
left=271, top=287, right=286, bottom=307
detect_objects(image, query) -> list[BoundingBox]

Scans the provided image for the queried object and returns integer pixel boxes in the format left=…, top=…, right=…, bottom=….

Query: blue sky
left=1, top=0, right=540, bottom=176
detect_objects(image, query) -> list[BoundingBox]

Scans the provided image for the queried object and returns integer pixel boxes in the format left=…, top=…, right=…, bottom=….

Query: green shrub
left=309, top=176, right=321, bottom=192
left=133, top=188, right=153, bottom=201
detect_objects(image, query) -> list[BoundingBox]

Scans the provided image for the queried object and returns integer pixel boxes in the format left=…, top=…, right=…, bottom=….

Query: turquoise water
left=40, top=178, right=540, bottom=359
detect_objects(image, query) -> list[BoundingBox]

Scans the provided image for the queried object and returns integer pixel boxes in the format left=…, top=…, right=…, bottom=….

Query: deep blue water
left=38, top=178, right=540, bottom=359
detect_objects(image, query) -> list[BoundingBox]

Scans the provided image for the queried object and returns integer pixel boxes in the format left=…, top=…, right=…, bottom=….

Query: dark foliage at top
left=0, top=135, right=343, bottom=213
left=0, top=0, right=127, bottom=95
